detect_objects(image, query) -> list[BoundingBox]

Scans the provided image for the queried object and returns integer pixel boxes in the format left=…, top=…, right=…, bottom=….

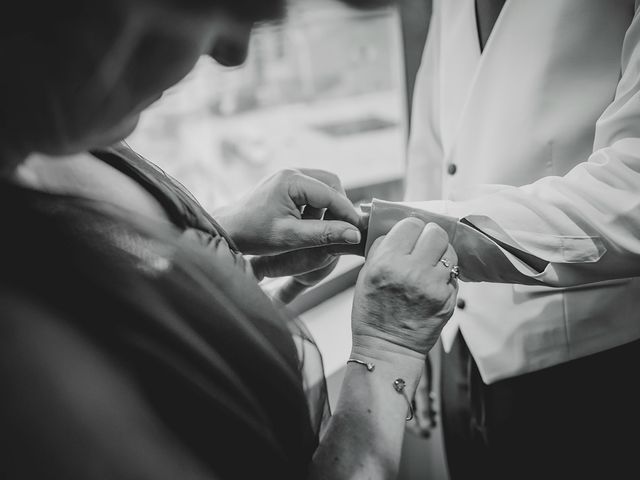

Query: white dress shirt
left=367, top=0, right=640, bottom=383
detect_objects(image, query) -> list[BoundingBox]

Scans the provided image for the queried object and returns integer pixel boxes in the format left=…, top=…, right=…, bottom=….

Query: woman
left=0, top=0, right=459, bottom=478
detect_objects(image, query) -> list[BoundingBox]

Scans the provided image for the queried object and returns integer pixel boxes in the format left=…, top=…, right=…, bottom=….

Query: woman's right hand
left=351, top=218, right=459, bottom=362
left=309, top=220, right=458, bottom=480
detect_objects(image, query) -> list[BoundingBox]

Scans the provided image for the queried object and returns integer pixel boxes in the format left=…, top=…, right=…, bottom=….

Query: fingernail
left=343, top=229, right=361, bottom=244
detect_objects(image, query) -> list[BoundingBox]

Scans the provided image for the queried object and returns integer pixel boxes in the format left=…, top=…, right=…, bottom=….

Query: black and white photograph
left=1, top=0, right=639, bottom=478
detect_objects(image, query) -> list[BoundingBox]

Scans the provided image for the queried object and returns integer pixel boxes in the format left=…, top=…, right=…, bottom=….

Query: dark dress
left=0, top=143, right=328, bottom=479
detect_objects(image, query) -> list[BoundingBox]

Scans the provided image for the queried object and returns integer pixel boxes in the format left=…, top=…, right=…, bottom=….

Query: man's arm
left=369, top=5, right=640, bottom=287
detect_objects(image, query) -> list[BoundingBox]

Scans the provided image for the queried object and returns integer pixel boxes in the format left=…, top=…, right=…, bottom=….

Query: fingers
left=272, top=278, right=308, bottom=305
left=274, top=255, right=340, bottom=304
left=411, top=223, right=450, bottom=266
left=289, top=174, right=361, bottom=228
left=303, top=203, right=361, bottom=251
left=410, top=223, right=459, bottom=286
left=298, top=168, right=347, bottom=196
left=251, top=247, right=336, bottom=279
left=431, top=243, right=459, bottom=286
left=302, top=205, right=325, bottom=221
left=366, top=220, right=458, bottom=288
left=442, top=243, right=459, bottom=271
left=325, top=208, right=369, bottom=232
left=443, top=244, right=460, bottom=288
left=324, top=207, right=369, bottom=257
left=375, top=217, right=426, bottom=257
left=293, top=256, right=339, bottom=287
left=279, top=218, right=362, bottom=251
left=326, top=242, right=366, bottom=257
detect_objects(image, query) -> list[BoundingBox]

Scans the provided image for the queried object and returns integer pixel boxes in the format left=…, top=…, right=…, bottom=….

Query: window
left=126, top=0, right=407, bottom=212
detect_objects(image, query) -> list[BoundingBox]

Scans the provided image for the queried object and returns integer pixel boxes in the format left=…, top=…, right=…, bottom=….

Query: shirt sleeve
left=369, top=5, right=640, bottom=287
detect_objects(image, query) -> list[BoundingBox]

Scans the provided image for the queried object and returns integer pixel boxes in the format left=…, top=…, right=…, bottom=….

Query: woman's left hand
left=251, top=246, right=340, bottom=304
left=247, top=174, right=363, bottom=302
left=214, top=168, right=367, bottom=255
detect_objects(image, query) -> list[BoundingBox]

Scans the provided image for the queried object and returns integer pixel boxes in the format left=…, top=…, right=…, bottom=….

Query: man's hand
left=215, top=168, right=367, bottom=255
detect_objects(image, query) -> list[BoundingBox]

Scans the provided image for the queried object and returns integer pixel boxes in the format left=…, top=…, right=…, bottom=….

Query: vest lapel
left=439, top=0, right=483, bottom=152
left=441, top=0, right=634, bottom=191
left=439, top=0, right=518, bottom=165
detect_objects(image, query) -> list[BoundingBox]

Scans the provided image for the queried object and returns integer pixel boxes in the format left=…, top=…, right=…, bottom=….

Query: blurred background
left=127, top=0, right=409, bottom=210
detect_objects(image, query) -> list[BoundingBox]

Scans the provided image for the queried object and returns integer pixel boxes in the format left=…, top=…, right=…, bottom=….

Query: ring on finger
left=440, top=258, right=451, bottom=268
left=450, top=265, right=460, bottom=280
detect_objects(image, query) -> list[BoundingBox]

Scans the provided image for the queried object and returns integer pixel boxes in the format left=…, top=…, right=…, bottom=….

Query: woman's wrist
left=212, top=205, right=243, bottom=248
left=350, top=335, right=425, bottom=393
left=351, top=334, right=426, bottom=365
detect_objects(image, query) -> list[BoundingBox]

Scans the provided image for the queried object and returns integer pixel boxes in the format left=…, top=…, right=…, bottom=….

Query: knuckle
left=323, top=169, right=340, bottom=184
left=319, top=226, right=336, bottom=245
left=276, top=168, right=299, bottom=184
left=367, top=262, right=424, bottom=299
left=268, top=226, right=286, bottom=247
left=329, top=177, right=343, bottom=192
left=425, top=222, right=449, bottom=244
left=366, top=261, right=396, bottom=287
left=286, top=174, right=306, bottom=198
left=404, top=216, right=427, bottom=228
left=393, top=217, right=426, bottom=236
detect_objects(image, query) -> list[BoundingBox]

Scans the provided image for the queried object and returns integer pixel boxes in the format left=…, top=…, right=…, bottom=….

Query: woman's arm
left=309, top=218, right=459, bottom=479
left=310, top=346, right=424, bottom=479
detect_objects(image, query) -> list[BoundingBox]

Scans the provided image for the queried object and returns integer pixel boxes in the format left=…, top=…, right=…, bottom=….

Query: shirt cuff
left=363, top=198, right=547, bottom=285
left=363, top=199, right=460, bottom=256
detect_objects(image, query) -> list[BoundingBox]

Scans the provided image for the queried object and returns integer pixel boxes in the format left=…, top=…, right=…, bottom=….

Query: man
left=366, top=0, right=640, bottom=478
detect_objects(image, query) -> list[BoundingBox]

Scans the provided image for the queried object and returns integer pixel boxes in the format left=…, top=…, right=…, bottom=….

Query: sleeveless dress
left=0, top=143, right=329, bottom=479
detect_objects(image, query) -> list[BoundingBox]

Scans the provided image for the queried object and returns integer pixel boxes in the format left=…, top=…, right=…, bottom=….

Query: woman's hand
left=310, top=220, right=458, bottom=480
left=217, top=168, right=366, bottom=303
left=351, top=218, right=459, bottom=361
left=215, top=168, right=366, bottom=255
left=251, top=246, right=340, bottom=304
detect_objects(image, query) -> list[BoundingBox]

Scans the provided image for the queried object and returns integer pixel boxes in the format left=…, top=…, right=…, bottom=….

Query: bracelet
left=347, top=358, right=415, bottom=421
left=346, top=358, right=375, bottom=371
left=392, top=378, right=414, bottom=421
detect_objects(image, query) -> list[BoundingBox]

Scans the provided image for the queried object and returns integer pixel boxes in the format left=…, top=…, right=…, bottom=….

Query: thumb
left=278, top=218, right=362, bottom=251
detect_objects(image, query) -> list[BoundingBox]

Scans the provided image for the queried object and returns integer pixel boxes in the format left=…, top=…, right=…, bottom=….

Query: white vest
left=405, top=0, right=640, bottom=383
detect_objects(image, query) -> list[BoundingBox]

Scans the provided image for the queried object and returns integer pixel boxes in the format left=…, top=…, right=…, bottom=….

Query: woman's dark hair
left=158, top=0, right=286, bottom=21
left=160, top=0, right=394, bottom=22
